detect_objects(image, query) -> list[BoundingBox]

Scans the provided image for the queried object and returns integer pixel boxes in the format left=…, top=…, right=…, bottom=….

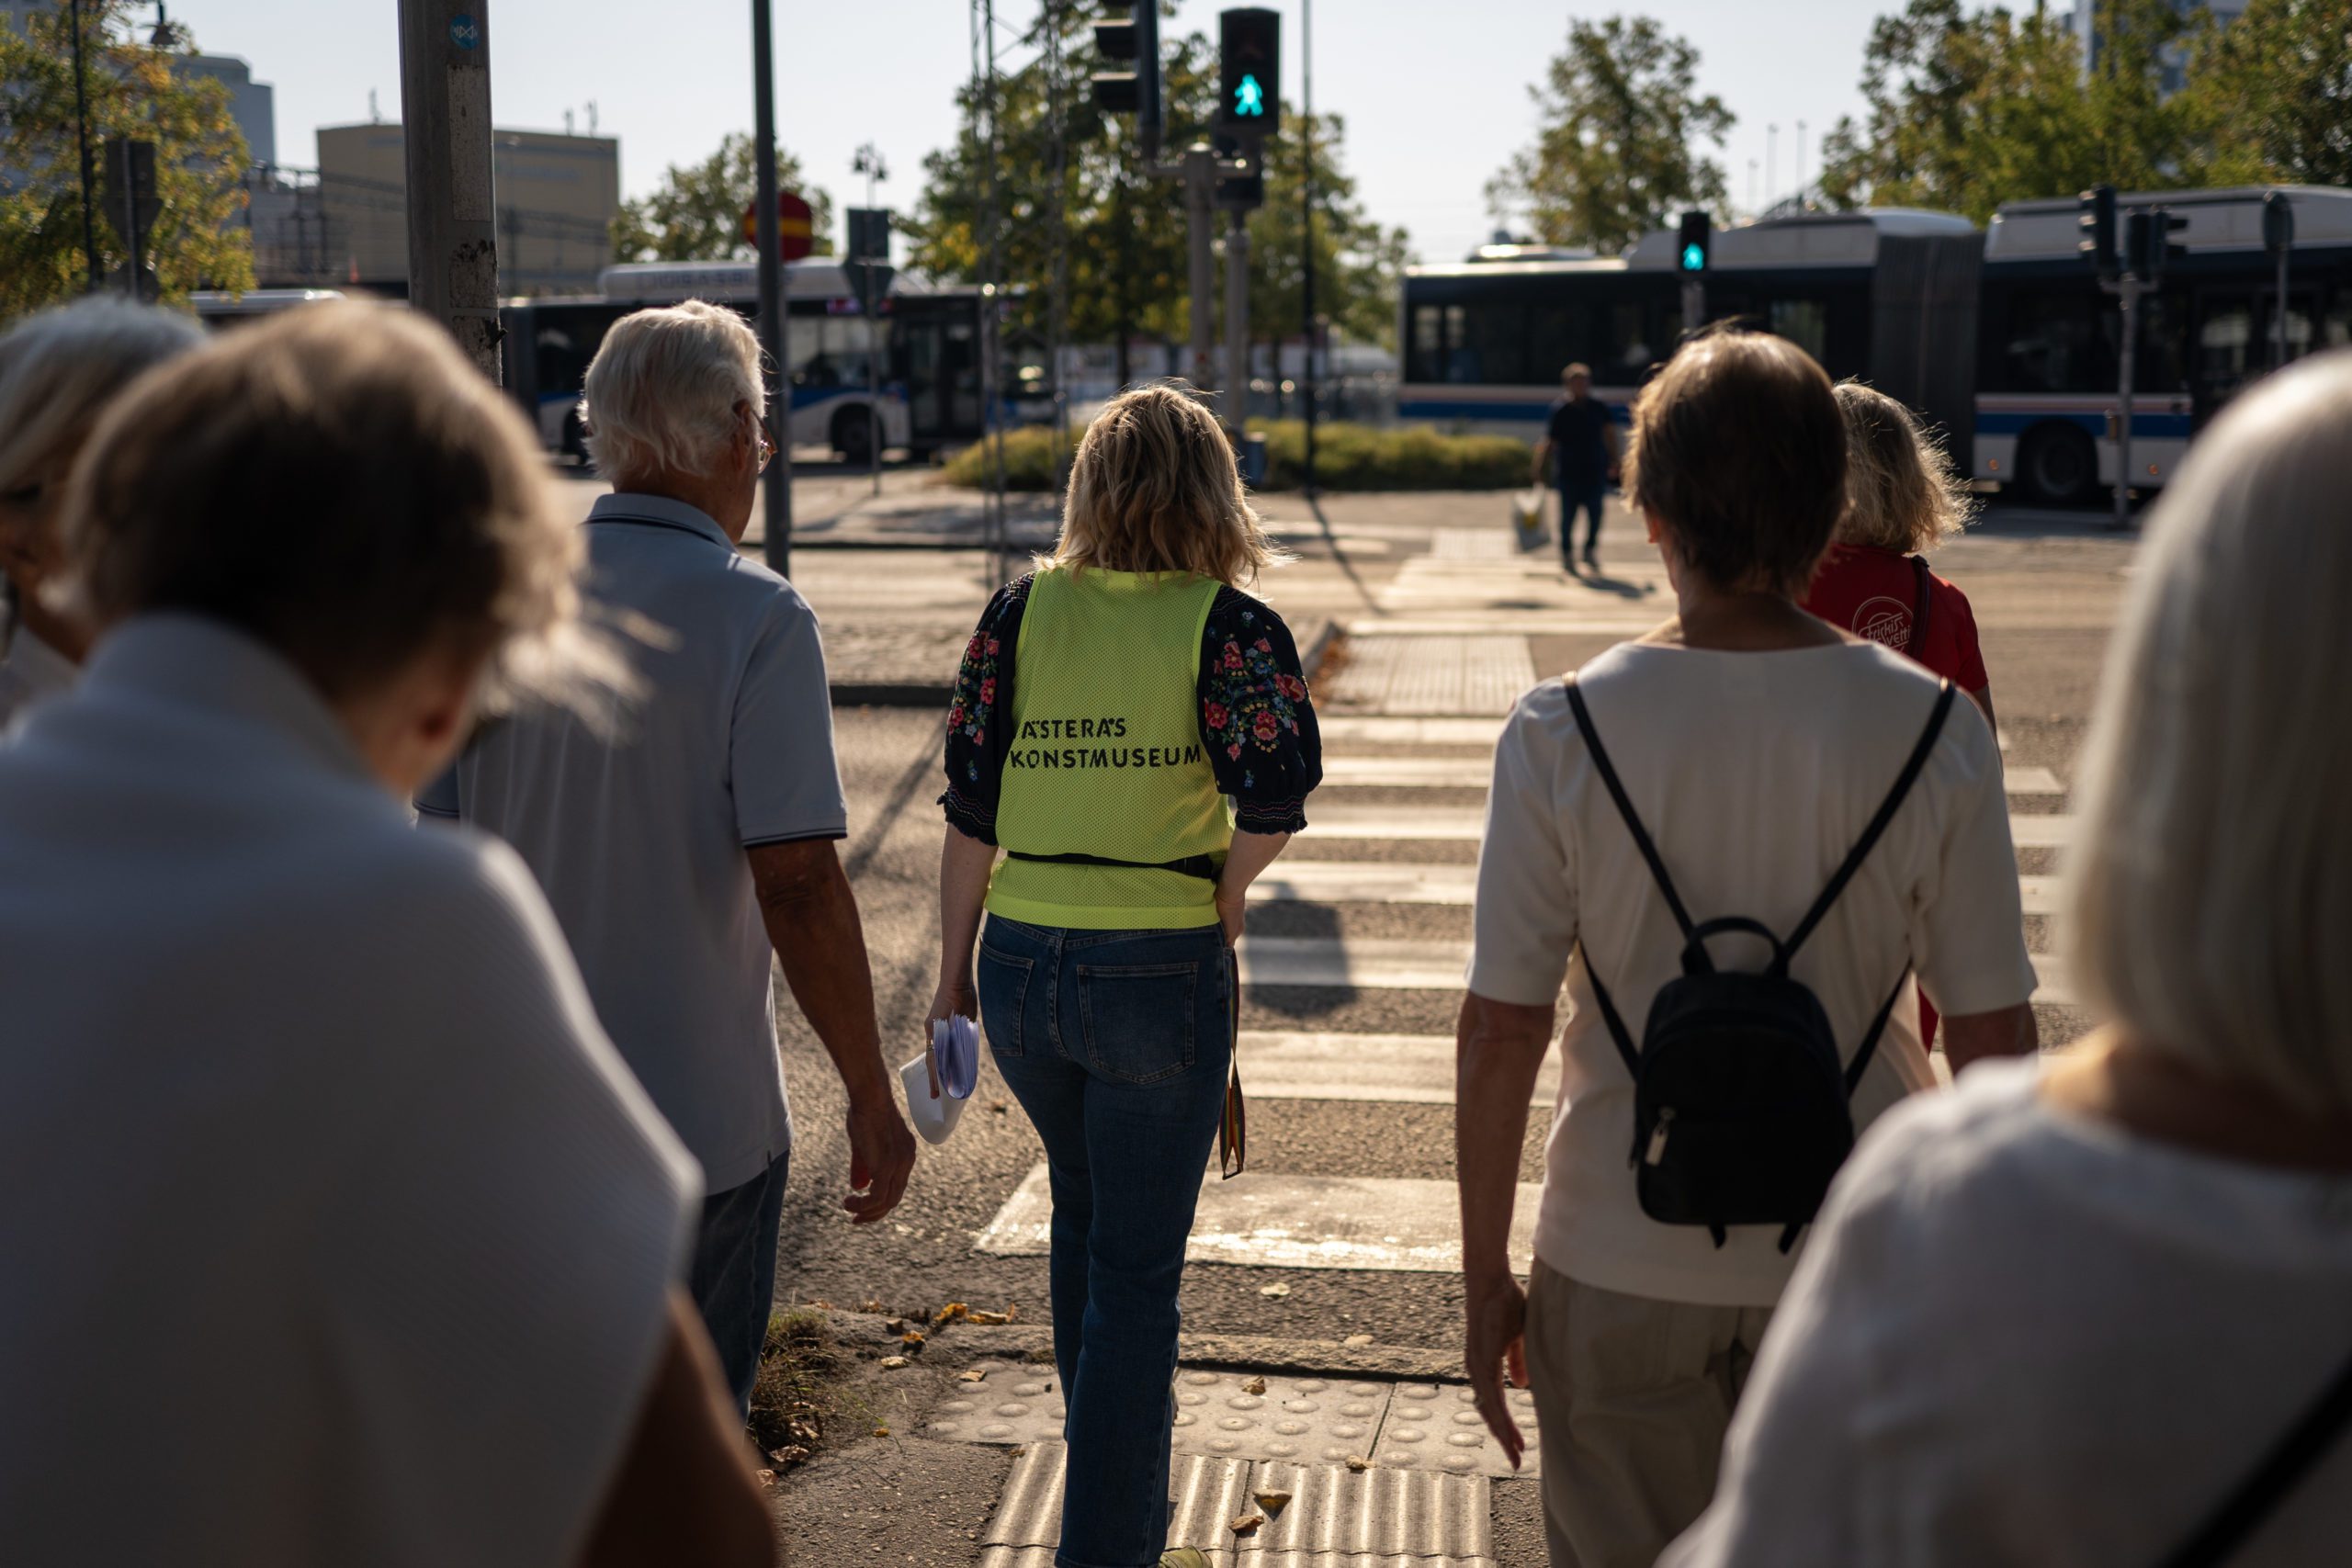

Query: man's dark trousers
left=689, top=1149, right=791, bottom=1414
left=1558, top=479, right=1606, bottom=565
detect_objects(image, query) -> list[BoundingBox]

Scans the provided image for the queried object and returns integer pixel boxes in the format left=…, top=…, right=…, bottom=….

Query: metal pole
left=1301, top=0, right=1316, bottom=495
left=396, top=0, right=501, bottom=379
left=1680, top=277, right=1704, bottom=339
left=2113, top=276, right=2139, bottom=532
left=2273, top=248, right=2290, bottom=369
left=751, top=0, right=791, bottom=573
left=1225, top=208, right=1250, bottom=434
left=1185, top=144, right=1216, bottom=399
left=69, top=0, right=101, bottom=292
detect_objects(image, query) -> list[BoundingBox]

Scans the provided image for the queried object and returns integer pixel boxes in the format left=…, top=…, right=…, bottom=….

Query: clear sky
left=165, top=0, right=1898, bottom=265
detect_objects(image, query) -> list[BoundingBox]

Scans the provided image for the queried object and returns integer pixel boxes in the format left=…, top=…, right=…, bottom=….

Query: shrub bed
left=936, top=419, right=1534, bottom=492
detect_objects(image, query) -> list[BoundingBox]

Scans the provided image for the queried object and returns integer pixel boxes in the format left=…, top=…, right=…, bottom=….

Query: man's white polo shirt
left=0, top=615, right=697, bottom=1566
left=421, top=491, right=848, bottom=1192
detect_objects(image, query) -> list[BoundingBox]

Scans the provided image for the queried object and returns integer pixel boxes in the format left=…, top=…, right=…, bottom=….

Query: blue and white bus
left=1974, top=186, right=2352, bottom=502
left=502, top=259, right=915, bottom=466
left=1398, top=211, right=1983, bottom=452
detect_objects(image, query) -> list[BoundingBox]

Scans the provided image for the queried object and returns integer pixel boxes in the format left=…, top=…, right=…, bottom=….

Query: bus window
left=1408, top=304, right=1444, bottom=384
left=1442, top=306, right=1471, bottom=381
left=1994, top=286, right=2115, bottom=395
left=1527, top=301, right=1590, bottom=381
left=2326, top=293, right=2352, bottom=350
left=1459, top=297, right=1528, bottom=386
left=2135, top=292, right=2190, bottom=393
left=2195, top=293, right=2257, bottom=407
left=1607, top=301, right=1653, bottom=382
left=1767, top=299, right=1828, bottom=367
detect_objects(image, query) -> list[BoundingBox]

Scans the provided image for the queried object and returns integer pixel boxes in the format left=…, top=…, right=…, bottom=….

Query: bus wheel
left=2018, top=424, right=2096, bottom=507
left=832, top=408, right=875, bottom=467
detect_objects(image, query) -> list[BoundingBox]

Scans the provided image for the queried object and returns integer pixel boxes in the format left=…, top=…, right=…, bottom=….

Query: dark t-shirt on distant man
left=1546, top=395, right=1611, bottom=487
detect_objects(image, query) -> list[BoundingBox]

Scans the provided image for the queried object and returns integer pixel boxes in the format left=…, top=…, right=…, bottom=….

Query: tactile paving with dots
left=1373, top=1382, right=1541, bottom=1478
left=1170, top=1371, right=1392, bottom=1464
left=922, top=1359, right=1069, bottom=1446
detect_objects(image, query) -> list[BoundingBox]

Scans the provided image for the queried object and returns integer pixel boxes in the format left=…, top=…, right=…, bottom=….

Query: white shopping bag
left=1511, top=487, right=1551, bottom=553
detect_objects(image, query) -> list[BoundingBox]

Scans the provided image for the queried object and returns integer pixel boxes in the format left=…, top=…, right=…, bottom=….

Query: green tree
left=1485, top=15, right=1731, bottom=256
left=0, top=0, right=254, bottom=321
left=610, top=133, right=833, bottom=263
left=1815, top=0, right=2201, bottom=225
left=2178, top=0, right=2352, bottom=186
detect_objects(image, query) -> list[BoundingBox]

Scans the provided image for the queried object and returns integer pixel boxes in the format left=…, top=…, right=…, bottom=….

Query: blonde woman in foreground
left=931, top=384, right=1323, bottom=1568
left=1667, top=353, right=2352, bottom=1566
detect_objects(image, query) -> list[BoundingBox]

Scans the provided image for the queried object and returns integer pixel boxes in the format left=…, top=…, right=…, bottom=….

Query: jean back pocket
left=1074, top=959, right=1199, bottom=1084
left=976, top=942, right=1035, bottom=1060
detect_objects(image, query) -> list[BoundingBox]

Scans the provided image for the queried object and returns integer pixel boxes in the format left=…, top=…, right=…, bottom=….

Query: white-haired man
left=421, top=301, right=915, bottom=1410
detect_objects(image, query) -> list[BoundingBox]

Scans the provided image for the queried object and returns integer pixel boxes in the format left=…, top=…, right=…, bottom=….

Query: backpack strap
left=1905, top=556, right=1933, bottom=658
left=1565, top=673, right=1701, bottom=950
left=2159, top=1342, right=2352, bottom=1568
left=1779, top=682, right=1958, bottom=972
left=1579, top=942, right=1644, bottom=1084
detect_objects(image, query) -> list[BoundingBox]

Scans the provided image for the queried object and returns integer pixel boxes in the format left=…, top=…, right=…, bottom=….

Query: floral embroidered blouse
left=940, top=573, right=1323, bottom=844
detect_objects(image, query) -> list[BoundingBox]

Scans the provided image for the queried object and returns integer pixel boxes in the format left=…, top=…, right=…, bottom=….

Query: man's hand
left=1464, top=1269, right=1530, bottom=1470
left=844, top=1091, right=915, bottom=1224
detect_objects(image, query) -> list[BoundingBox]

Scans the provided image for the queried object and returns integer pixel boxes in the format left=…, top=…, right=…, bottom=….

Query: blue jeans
left=1559, top=479, right=1606, bottom=558
left=688, top=1149, right=789, bottom=1415
left=976, top=916, right=1234, bottom=1568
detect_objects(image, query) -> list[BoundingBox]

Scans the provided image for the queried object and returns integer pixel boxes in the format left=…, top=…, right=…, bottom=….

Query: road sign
left=845, top=207, right=890, bottom=263
left=741, top=189, right=815, bottom=261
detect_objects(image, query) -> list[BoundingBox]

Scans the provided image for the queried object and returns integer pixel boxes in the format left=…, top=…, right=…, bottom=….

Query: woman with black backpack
left=1664, top=352, right=2352, bottom=1567
left=1453, top=328, right=2040, bottom=1568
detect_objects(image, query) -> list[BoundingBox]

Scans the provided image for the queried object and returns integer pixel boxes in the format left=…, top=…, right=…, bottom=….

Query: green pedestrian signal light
left=1233, top=73, right=1265, bottom=118
left=1680, top=242, right=1703, bottom=271
left=1676, top=209, right=1711, bottom=274
left=1217, top=8, right=1281, bottom=137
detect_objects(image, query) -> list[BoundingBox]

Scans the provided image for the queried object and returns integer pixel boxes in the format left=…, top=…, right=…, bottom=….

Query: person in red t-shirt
left=1803, top=381, right=1999, bottom=1051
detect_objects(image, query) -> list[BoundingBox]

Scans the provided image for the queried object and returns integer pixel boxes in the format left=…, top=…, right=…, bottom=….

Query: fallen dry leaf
left=989, top=1100, right=1009, bottom=1113
left=1344, top=1455, right=1371, bottom=1472
left=879, top=1356, right=910, bottom=1370
left=967, top=1308, right=1012, bottom=1325
left=1343, top=1333, right=1374, bottom=1347
left=885, top=1316, right=908, bottom=1335
left=1241, top=1376, right=1267, bottom=1395
left=1254, top=1490, right=1293, bottom=1517
left=958, top=1368, right=989, bottom=1383
left=872, top=1425, right=890, bottom=1438
left=933, top=1302, right=969, bottom=1325
left=856, top=1299, right=881, bottom=1313
left=1228, top=1510, right=1266, bottom=1536
left=754, top=1467, right=776, bottom=1487
left=1259, top=1283, right=1290, bottom=1299
left=900, top=1329, right=926, bottom=1346
left=768, top=1445, right=810, bottom=1467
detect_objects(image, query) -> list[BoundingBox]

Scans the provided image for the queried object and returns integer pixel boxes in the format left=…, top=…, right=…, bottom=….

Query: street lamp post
left=751, top=0, right=792, bottom=574
left=69, top=0, right=100, bottom=292
left=853, top=141, right=888, bottom=498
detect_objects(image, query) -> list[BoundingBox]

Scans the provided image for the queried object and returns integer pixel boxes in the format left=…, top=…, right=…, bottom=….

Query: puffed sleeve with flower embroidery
left=939, top=574, right=1031, bottom=846
left=1197, top=587, right=1322, bottom=832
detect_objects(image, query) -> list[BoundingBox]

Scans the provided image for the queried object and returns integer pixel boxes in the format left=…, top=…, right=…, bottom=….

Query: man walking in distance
left=421, top=302, right=915, bottom=1411
left=1532, top=363, right=1621, bottom=574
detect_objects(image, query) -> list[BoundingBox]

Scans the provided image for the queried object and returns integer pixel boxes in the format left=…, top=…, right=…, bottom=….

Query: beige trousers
left=1521, top=1259, right=1776, bottom=1568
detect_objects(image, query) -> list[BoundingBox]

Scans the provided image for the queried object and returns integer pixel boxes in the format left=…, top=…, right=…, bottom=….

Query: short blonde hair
left=1052, top=383, right=1279, bottom=586
left=64, top=301, right=601, bottom=709
left=1832, top=381, right=1971, bottom=554
left=2065, top=350, right=2352, bottom=1115
left=581, top=301, right=765, bottom=478
left=0, top=298, right=203, bottom=500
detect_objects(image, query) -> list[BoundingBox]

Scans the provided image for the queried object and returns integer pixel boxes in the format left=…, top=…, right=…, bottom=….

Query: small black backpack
left=1565, top=672, right=1957, bottom=1252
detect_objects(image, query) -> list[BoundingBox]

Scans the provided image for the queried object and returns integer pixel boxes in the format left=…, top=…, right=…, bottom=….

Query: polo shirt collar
left=588, top=491, right=733, bottom=550
left=81, top=613, right=381, bottom=791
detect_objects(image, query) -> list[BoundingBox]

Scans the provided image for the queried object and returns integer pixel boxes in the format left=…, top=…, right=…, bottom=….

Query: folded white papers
left=903, top=1014, right=981, bottom=1145
left=933, top=1013, right=979, bottom=1100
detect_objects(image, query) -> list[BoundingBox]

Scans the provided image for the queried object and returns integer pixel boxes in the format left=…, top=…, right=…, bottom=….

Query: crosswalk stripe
left=1317, top=756, right=2065, bottom=795
left=1301, top=804, right=2075, bottom=846
left=977, top=1163, right=1542, bottom=1274
left=1252, top=864, right=2064, bottom=915
left=1238, top=935, right=2075, bottom=1005
left=1311, top=716, right=2013, bottom=752
left=1239, top=1030, right=1559, bottom=1107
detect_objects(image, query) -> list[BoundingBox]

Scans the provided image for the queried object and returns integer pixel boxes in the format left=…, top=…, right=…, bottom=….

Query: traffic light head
left=1092, top=1, right=1162, bottom=158
left=1676, top=210, right=1710, bottom=274
left=2078, top=184, right=2118, bottom=278
left=2143, top=206, right=2189, bottom=282
left=2263, top=190, right=2295, bottom=254
left=1218, top=7, right=1281, bottom=139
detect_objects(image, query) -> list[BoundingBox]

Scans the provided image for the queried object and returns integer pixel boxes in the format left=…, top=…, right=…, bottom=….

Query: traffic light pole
left=751, top=0, right=792, bottom=574
left=1183, top=145, right=1218, bottom=399
left=1225, top=209, right=1250, bottom=430
left=2108, top=274, right=2143, bottom=534
left=1680, top=278, right=1704, bottom=341
left=396, top=0, right=501, bottom=381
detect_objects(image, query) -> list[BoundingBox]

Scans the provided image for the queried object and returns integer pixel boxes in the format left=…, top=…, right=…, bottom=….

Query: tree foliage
left=902, top=6, right=1408, bottom=361
left=610, top=133, right=834, bottom=263
left=2179, top=0, right=2352, bottom=187
left=1486, top=15, right=1731, bottom=256
left=0, top=0, right=254, bottom=321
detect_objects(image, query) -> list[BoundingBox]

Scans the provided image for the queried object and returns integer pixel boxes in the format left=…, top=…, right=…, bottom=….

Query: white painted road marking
left=1303, top=803, right=2075, bottom=846
left=1238, top=935, right=2076, bottom=1006
left=1254, top=862, right=2062, bottom=916
left=1317, top=755, right=2065, bottom=795
left=978, top=1165, right=1542, bottom=1273
left=1238, top=1030, right=1560, bottom=1107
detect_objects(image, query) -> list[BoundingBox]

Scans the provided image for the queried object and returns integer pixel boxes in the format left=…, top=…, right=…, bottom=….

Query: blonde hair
left=1832, top=380, right=1972, bottom=554
left=2065, top=350, right=2352, bottom=1116
left=0, top=297, right=203, bottom=500
left=582, top=300, right=765, bottom=478
left=63, top=301, right=616, bottom=712
left=1051, top=383, right=1280, bottom=586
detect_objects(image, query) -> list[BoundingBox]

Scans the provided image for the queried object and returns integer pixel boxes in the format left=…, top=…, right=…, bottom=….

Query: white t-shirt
left=1468, top=641, right=2036, bottom=1305
left=0, top=615, right=699, bottom=1568
left=421, top=492, right=848, bottom=1191
left=1666, top=1058, right=2352, bottom=1567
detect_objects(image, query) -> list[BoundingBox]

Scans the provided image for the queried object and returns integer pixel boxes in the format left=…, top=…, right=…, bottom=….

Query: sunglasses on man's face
left=756, top=429, right=776, bottom=473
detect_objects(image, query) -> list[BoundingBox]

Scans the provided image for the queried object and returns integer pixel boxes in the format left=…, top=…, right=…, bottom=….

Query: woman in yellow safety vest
left=932, top=384, right=1322, bottom=1568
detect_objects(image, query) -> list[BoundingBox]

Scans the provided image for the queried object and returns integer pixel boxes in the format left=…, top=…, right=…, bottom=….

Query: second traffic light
left=2078, top=185, right=2118, bottom=278
left=1092, top=1, right=1162, bottom=159
left=2127, top=206, right=2189, bottom=282
left=1218, top=7, right=1280, bottom=139
left=1677, top=210, right=1710, bottom=274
